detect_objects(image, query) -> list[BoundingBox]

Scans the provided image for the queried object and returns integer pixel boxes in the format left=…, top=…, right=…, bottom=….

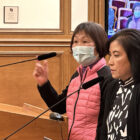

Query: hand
left=33, top=60, right=48, bottom=86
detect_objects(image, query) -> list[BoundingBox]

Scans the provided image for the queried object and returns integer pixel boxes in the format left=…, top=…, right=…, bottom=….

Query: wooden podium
left=0, top=103, right=68, bottom=140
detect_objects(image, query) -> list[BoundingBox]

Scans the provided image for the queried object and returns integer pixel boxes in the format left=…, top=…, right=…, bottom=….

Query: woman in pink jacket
left=33, top=22, right=111, bottom=140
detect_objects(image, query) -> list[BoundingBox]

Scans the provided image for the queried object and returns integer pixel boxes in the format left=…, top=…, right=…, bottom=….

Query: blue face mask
left=134, top=11, right=140, bottom=18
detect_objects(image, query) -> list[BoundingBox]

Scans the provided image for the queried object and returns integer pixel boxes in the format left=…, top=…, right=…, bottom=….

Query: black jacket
left=99, top=80, right=140, bottom=140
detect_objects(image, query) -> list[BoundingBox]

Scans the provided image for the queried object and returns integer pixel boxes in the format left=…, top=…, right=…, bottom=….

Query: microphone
left=0, top=52, right=56, bottom=68
left=49, top=112, right=64, bottom=121
left=37, top=52, right=56, bottom=61
left=2, top=77, right=103, bottom=140
left=49, top=112, right=64, bottom=140
left=82, top=76, right=104, bottom=89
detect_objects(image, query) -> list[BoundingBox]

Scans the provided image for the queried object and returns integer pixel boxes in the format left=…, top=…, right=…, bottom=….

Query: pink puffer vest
left=66, top=58, right=106, bottom=140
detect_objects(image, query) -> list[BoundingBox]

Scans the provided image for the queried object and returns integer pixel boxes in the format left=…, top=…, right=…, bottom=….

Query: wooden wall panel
left=0, top=43, right=78, bottom=109
left=89, top=0, right=105, bottom=27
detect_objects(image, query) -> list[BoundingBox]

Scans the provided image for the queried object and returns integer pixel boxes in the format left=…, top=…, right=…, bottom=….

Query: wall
left=0, top=0, right=60, bottom=29
left=0, top=0, right=106, bottom=139
left=0, top=0, right=105, bottom=109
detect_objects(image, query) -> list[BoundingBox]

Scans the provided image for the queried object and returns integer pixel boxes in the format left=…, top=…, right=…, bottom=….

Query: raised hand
left=33, top=60, right=48, bottom=86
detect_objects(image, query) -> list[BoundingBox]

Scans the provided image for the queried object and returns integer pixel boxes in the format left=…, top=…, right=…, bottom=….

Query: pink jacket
left=66, top=58, right=106, bottom=140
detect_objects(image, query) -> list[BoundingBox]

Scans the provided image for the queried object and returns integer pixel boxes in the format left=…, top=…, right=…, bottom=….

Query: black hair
left=70, top=22, right=108, bottom=57
left=107, top=28, right=140, bottom=83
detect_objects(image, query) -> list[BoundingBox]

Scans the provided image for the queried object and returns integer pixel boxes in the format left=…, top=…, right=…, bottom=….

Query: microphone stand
left=0, top=52, right=56, bottom=68
left=3, top=76, right=103, bottom=139
left=0, top=58, right=37, bottom=68
left=3, top=88, right=82, bottom=140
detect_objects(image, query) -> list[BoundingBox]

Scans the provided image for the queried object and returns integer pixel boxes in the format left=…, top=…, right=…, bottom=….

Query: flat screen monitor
left=106, top=0, right=140, bottom=38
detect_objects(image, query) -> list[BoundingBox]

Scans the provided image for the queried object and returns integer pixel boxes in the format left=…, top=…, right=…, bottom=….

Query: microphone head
left=82, top=76, right=104, bottom=89
left=37, top=52, right=57, bottom=61
left=49, top=112, right=64, bottom=121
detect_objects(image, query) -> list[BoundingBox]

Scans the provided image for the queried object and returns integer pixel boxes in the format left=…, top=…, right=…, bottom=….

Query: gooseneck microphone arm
left=0, top=58, right=37, bottom=68
left=0, top=52, right=57, bottom=68
left=3, top=76, right=104, bottom=140
left=3, top=88, right=81, bottom=140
